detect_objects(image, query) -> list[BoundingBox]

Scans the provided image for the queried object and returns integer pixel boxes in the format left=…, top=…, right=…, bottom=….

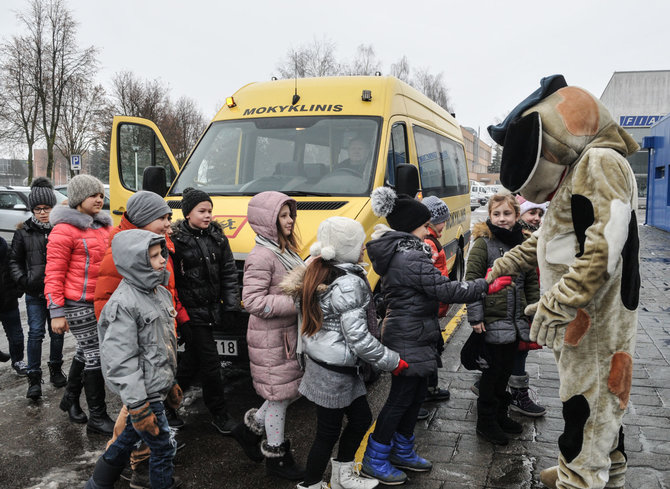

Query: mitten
left=129, top=402, right=160, bottom=436
left=166, top=384, right=183, bottom=409
left=529, top=294, right=575, bottom=351
left=178, top=321, right=192, bottom=346
left=392, top=359, right=409, bottom=376
left=486, top=269, right=512, bottom=294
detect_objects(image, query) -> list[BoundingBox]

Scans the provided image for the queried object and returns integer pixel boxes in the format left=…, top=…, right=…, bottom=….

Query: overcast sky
left=2, top=0, right=669, bottom=149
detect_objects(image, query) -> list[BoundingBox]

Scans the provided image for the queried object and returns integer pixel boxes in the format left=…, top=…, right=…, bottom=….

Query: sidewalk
left=407, top=223, right=670, bottom=488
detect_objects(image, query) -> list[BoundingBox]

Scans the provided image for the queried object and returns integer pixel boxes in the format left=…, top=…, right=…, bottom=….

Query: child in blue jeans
left=85, top=229, right=182, bottom=489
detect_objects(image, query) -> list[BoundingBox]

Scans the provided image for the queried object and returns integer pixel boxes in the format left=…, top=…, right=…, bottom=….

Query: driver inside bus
left=335, top=137, right=371, bottom=175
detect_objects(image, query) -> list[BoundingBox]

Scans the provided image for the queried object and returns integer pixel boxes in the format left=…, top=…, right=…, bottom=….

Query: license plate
left=215, top=339, right=238, bottom=357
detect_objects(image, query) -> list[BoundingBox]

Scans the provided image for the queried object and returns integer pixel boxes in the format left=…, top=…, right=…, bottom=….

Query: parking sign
left=70, top=154, right=81, bottom=171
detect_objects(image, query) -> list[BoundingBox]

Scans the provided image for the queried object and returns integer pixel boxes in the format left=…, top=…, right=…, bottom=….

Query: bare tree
left=276, top=37, right=341, bottom=78
left=55, top=78, right=107, bottom=178
left=411, top=68, right=452, bottom=112
left=346, top=44, right=382, bottom=76
left=0, top=35, right=41, bottom=182
left=110, top=71, right=205, bottom=165
left=18, top=0, right=98, bottom=179
left=390, top=56, right=411, bottom=83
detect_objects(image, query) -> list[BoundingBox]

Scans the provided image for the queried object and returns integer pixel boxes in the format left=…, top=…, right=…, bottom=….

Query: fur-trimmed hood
left=280, top=263, right=327, bottom=300
left=471, top=221, right=493, bottom=241
left=49, top=205, right=112, bottom=230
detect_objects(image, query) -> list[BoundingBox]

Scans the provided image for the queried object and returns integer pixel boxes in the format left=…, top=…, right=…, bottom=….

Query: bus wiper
left=283, top=191, right=332, bottom=196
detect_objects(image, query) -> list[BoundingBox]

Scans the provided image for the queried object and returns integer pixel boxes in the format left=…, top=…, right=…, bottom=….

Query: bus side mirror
left=395, top=164, right=420, bottom=197
left=142, top=166, right=167, bottom=197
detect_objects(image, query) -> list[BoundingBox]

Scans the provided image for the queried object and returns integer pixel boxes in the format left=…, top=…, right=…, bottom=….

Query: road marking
left=353, top=305, right=467, bottom=464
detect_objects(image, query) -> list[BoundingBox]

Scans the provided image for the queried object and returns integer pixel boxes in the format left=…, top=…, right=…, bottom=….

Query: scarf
left=396, top=236, right=432, bottom=257
left=518, top=219, right=539, bottom=233
left=486, top=219, right=525, bottom=247
left=255, top=235, right=305, bottom=271
left=31, top=216, right=52, bottom=230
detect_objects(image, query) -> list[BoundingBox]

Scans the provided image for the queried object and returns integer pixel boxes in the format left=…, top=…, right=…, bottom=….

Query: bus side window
left=386, top=123, right=408, bottom=186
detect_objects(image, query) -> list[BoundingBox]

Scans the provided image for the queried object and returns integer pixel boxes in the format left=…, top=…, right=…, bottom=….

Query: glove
left=178, top=321, right=192, bottom=346
left=392, top=359, right=409, bottom=376
left=486, top=269, right=512, bottom=294
left=129, top=402, right=160, bottom=436
left=528, top=294, right=575, bottom=351
left=166, top=384, right=183, bottom=409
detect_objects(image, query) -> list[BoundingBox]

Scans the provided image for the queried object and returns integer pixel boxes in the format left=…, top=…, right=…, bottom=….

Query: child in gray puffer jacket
left=86, top=229, right=182, bottom=489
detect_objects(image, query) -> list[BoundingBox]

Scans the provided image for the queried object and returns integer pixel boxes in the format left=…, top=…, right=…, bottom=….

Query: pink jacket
left=243, top=192, right=303, bottom=401
left=45, top=205, right=112, bottom=318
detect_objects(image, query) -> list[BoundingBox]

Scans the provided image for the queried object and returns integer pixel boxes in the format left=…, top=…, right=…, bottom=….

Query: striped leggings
left=64, top=303, right=101, bottom=370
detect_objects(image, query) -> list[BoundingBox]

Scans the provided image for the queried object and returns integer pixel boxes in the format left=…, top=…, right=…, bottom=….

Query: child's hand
left=166, top=384, right=184, bottom=409
left=129, top=402, right=160, bottom=436
left=392, top=359, right=409, bottom=376
left=52, top=317, right=69, bottom=334
left=472, top=322, right=486, bottom=334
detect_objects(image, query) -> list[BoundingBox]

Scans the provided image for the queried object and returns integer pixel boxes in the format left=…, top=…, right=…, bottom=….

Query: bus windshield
left=170, top=116, right=381, bottom=196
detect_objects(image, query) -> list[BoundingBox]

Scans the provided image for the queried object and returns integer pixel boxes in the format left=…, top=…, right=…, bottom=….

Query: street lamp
left=131, top=144, right=140, bottom=190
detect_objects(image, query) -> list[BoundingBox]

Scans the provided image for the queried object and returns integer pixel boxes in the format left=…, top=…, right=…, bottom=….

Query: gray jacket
left=301, top=263, right=400, bottom=372
left=98, top=229, right=178, bottom=408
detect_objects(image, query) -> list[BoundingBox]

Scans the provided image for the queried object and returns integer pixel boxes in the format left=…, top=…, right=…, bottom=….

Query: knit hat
left=28, top=177, right=57, bottom=210
left=67, top=174, right=105, bottom=209
left=422, top=195, right=450, bottom=225
left=181, top=187, right=213, bottom=217
left=310, top=217, right=366, bottom=264
left=126, top=190, right=172, bottom=228
left=516, top=195, right=547, bottom=216
left=370, top=187, right=431, bottom=233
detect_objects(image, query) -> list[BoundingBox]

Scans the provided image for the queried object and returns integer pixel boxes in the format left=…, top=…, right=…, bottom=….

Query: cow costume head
left=488, top=75, right=639, bottom=203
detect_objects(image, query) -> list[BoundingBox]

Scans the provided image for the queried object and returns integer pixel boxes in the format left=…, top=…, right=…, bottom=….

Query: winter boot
left=389, top=432, right=432, bottom=472
left=83, top=369, right=115, bottom=435
left=0, top=349, right=10, bottom=362
left=129, top=459, right=150, bottom=489
left=26, top=371, right=42, bottom=400
left=84, top=456, right=126, bottom=489
left=476, top=400, right=508, bottom=446
left=59, top=357, right=87, bottom=423
left=425, top=386, right=450, bottom=402
left=497, top=391, right=523, bottom=435
left=539, top=466, right=559, bottom=489
left=297, top=482, right=326, bottom=489
left=361, top=435, right=407, bottom=485
left=165, top=405, right=185, bottom=429
left=509, top=373, right=546, bottom=417
left=330, top=458, right=379, bottom=489
left=231, top=408, right=264, bottom=462
left=263, top=439, right=306, bottom=481
left=48, top=361, right=67, bottom=387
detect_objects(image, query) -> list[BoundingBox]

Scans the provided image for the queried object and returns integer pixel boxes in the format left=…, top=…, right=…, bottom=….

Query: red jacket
left=45, top=206, right=112, bottom=317
left=93, top=214, right=188, bottom=326
left=425, top=227, right=449, bottom=318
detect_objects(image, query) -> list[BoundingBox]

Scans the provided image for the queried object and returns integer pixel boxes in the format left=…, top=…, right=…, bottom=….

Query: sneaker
left=470, top=380, right=480, bottom=397
left=12, top=360, right=28, bottom=376
left=165, top=406, right=185, bottom=429
left=417, top=407, right=430, bottom=420
left=510, top=388, right=546, bottom=417
left=425, top=386, right=450, bottom=402
left=211, top=412, right=237, bottom=435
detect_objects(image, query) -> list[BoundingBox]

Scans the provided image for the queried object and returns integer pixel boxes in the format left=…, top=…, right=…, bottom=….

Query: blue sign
left=619, top=115, right=664, bottom=128
left=70, top=154, right=81, bottom=170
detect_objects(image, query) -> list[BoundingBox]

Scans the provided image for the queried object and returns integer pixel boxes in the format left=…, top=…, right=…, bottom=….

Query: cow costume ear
left=500, top=111, right=542, bottom=193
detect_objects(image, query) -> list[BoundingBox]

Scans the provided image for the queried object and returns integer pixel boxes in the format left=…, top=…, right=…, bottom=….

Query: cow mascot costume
left=486, top=75, right=640, bottom=489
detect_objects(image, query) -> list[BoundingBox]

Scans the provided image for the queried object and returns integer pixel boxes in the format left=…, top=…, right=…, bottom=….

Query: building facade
left=600, top=70, right=670, bottom=203
left=461, top=127, right=498, bottom=184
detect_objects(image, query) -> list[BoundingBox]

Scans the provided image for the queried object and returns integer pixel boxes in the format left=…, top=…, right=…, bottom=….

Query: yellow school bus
left=109, top=76, right=472, bottom=359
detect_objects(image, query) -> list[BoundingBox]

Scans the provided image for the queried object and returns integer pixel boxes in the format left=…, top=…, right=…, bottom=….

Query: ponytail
left=300, top=257, right=332, bottom=337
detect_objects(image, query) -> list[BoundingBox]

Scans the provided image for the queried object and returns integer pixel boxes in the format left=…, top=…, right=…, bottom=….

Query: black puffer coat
left=0, top=236, right=20, bottom=312
left=8, top=218, right=51, bottom=298
left=171, top=219, right=240, bottom=327
left=366, top=227, right=488, bottom=377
